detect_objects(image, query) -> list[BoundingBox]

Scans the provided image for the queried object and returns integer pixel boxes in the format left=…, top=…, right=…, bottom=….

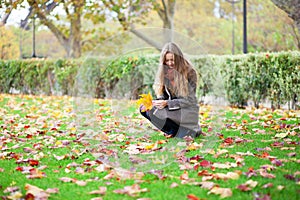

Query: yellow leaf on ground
left=274, top=132, right=289, bottom=138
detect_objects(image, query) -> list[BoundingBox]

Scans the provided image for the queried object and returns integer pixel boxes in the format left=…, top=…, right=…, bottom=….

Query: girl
left=140, top=42, right=202, bottom=138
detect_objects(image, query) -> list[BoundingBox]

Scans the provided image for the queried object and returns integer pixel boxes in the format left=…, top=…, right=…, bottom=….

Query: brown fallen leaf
left=59, top=177, right=74, bottom=183
left=208, top=186, right=232, bottom=198
left=113, top=184, right=148, bottom=197
left=74, top=180, right=87, bottom=186
left=262, top=183, right=273, bottom=188
left=236, top=184, right=252, bottom=191
left=4, top=186, right=20, bottom=193
left=212, top=162, right=236, bottom=169
left=200, top=181, right=215, bottom=190
left=245, top=180, right=258, bottom=188
left=237, top=179, right=258, bottom=192
left=214, top=171, right=240, bottom=180
left=53, top=154, right=68, bottom=160
left=197, top=170, right=212, bottom=177
left=89, top=187, right=107, bottom=195
left=259, top=170, right=276, bottom=179
left=26, top=168, right=46, bottom=179
left=170, top=182, right=179, bottom=188
left=180, top=171, right=189, bottom=180
left=287, top=152, right=296, bottom=157
left=45, top=188, right=59, bottom=194
left=25, top=183, right=50, bottom=200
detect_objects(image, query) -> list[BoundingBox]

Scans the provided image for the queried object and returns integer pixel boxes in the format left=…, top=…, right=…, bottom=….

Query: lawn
left=0, top=94, right=299, bottom=200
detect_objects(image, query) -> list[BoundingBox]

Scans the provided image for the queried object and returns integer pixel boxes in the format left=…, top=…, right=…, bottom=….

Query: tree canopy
left=0, top=0, right=299, bottom=58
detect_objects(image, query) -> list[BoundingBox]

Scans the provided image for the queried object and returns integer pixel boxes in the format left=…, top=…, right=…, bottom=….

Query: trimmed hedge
left=0, top=51, right=299, bottom=109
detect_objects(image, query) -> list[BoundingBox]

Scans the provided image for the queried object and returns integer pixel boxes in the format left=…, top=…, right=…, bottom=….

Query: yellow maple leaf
left=136, top=93, right=153, bottom=111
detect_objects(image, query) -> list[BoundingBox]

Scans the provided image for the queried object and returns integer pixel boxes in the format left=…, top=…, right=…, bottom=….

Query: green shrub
left=0, top=51, right=299, bottom=109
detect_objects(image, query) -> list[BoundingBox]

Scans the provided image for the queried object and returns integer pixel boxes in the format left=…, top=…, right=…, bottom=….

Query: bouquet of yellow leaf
left=136, top=92, right=153, bottom=112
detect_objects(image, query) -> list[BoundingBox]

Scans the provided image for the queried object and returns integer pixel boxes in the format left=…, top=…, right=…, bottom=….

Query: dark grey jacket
left=149, top=69, right=201, bottom=137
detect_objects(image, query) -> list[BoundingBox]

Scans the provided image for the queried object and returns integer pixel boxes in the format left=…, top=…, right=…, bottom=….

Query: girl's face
left=164, top=52, right=175, bottom=81
left=164, top=53, right=175, bottom=69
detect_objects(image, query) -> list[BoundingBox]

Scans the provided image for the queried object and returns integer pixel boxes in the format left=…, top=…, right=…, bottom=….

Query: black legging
left=140, top=108, right=179, bottom=136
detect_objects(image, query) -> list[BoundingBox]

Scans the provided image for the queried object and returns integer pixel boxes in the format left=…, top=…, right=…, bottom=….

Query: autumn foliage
left=136, top=92, right=153, bottom=111
left=0, top=94, right=299, bottom=200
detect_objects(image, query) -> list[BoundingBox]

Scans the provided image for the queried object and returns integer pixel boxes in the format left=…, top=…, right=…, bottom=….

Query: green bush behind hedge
left=0, top=51, right=299, bottom=109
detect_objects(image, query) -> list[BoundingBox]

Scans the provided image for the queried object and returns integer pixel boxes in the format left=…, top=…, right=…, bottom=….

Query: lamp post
left=32, top=15, right=36, bottom=58
left=225, top=0, right=241, bottom=55
left=243, top=0, right=247, bottom=53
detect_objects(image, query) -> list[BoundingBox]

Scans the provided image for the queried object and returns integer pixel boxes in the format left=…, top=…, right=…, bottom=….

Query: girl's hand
left=152, top=100, right=168, bottom=109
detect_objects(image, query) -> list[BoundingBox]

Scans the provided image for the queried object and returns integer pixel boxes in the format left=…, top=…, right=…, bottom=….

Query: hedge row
left=0, top=51, right=299, bottom=109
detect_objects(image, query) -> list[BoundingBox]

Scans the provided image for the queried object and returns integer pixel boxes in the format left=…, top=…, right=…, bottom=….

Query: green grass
left=0, top=94, right=299, bottom=200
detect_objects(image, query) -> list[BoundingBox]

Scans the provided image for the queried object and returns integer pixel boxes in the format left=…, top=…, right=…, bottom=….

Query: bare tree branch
left=271, top=0, right=300, bottom=33
left=129, top=25, right=161, bottom=51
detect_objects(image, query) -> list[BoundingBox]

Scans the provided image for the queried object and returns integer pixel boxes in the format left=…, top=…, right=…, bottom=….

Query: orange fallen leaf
left=187, top=194, right=200, bottom=200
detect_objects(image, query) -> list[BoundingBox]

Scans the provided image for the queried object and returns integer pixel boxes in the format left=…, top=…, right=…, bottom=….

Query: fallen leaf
left=26, top=168, right=46, bottom=179
left=245, top=180, right=258, bottom=188
left=170, top=182, right=179, bottom=188
left=113, top=184, right=148, bottom=197
left=59, top=177, right=74, bottom=183
left=89, top=187, right=107, bottom=195
left=45, top=188, right=59, bottom=194
left=90, top=198, right=103, bottom=200
left=208, top=187, right=232, bottom=198
left=187, top=194, right=200, bottom=200
left=274, top=132, right=289, bottom=138
left=25, top=183, right=50, bottom=200
left=74, top=180, right=87, bottom=186
left=262, top=183, right=273, bottom=188
left=287, top=152, right=296, bottom=157
left=180, top=171, right=189, bottom=180
left=200, top=181, right=215, bottom=190
left=259, top=170, right=276, bottom=179
left=212, top=163, right=232, bottom=169
left=236, top=184, right=252, bottom=191
left=199, top=160, right=212, bottom=168
left=277, top=185, right=285, bottom=190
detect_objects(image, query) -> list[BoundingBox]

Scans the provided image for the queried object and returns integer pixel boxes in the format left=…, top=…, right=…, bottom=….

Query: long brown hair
left=153, top=42, right=197, bottom=97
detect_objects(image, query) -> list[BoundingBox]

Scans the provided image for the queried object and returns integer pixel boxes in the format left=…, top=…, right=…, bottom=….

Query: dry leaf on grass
left=113, top=184, right=148, bottom=197
left=208, top=187, right=232, bottom=198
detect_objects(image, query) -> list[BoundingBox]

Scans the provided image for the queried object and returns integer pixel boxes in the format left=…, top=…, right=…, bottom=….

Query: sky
left=1, top=1, right=64, bottom=27
left=5, top=9, right=29, bottom=26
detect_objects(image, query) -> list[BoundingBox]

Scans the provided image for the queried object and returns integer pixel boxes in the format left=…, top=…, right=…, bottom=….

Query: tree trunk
left=129, top=27, right=161, bottom=50
left=30, top=0, right=84, bottom=58
left=157, top=0, right=176, bottom=43
left=271, top=0, right=300, bottom=34
left=35, top=9, right=70, bottom=56
left=0, top=9, right=12, bottom=26
left=69, top=1, right=83, bottom=58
